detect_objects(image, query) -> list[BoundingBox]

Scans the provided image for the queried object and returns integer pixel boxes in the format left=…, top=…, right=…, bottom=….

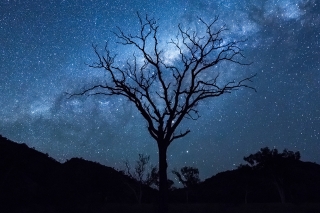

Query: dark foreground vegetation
left=90, top=203, right=320, bottom=213
left=1, top=135, right=320, bottom=213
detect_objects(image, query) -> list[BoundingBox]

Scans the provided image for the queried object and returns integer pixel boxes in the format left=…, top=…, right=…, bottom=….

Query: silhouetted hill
left=0, top=135, right=156, bottom=213
left=1, top=135, right=320, bottom=212
left=170, top=160, right=320, bottom=204
left=0, top=135, right=61, bottom=212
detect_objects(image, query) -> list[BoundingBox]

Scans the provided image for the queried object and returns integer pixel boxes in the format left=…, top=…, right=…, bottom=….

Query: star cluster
left=0, top=0, right=319, bottom=179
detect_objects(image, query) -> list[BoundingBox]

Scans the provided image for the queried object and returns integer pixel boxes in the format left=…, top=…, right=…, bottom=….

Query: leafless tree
left=124, top=154, right=158, bottom=203
left=69, top=13, right=256, bottom=213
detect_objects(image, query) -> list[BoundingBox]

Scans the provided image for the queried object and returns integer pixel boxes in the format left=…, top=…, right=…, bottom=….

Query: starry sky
left=0, top=0, right=319, bottom=180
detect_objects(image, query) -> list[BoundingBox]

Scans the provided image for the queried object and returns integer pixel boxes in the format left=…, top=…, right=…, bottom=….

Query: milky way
left=0, top=0, right=319, bottom=180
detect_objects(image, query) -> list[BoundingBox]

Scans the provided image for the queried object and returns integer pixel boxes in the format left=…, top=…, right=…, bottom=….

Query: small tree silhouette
left=172, top=166, right=200, bottom=202
left=69, top=13, right=256, bottom=212
left=124, top=154, right=158, bottom=203
left=243, top=147, right=301, bottom=203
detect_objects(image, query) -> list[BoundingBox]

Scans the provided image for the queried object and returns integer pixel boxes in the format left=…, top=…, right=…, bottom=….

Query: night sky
left=1, top=0, right=319, bottom=180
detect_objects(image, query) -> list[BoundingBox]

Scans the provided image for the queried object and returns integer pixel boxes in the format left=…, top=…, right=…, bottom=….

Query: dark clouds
left=0, top=0, right=319, bottom=179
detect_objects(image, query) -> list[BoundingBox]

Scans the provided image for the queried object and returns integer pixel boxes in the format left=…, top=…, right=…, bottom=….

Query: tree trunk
left=245, top=189, right=248, bottom=204
left=277, top=186, right=286, bottom=203
left=186, top=190, right=189, bottom=203
left=139, top=183, right=142, bottom=204
left=244, top=183, right=249, bottom=204
left=158, top=143, right=168, bottom=213
left=274, top=181, right=286, bottom=203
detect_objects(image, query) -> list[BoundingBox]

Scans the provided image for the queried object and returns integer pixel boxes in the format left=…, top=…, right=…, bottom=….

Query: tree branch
left=69, top=13, right=256, bottom=148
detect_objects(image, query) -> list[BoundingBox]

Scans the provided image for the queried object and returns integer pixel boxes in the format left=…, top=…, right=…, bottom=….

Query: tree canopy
left=172, top=166, right=200, bottom=188
left=243, top=147, right=301, bottom=170
left=243, top=147, right=301, bottom=203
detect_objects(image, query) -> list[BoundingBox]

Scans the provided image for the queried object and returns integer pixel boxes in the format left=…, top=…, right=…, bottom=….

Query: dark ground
left=93, top=203, right=320, bottom=213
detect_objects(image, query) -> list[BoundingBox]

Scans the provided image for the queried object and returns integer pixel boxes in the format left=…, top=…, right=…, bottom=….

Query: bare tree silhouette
left=123, top=154, right=158, bottom=204
left=69, top=13, right=256, bottom=213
